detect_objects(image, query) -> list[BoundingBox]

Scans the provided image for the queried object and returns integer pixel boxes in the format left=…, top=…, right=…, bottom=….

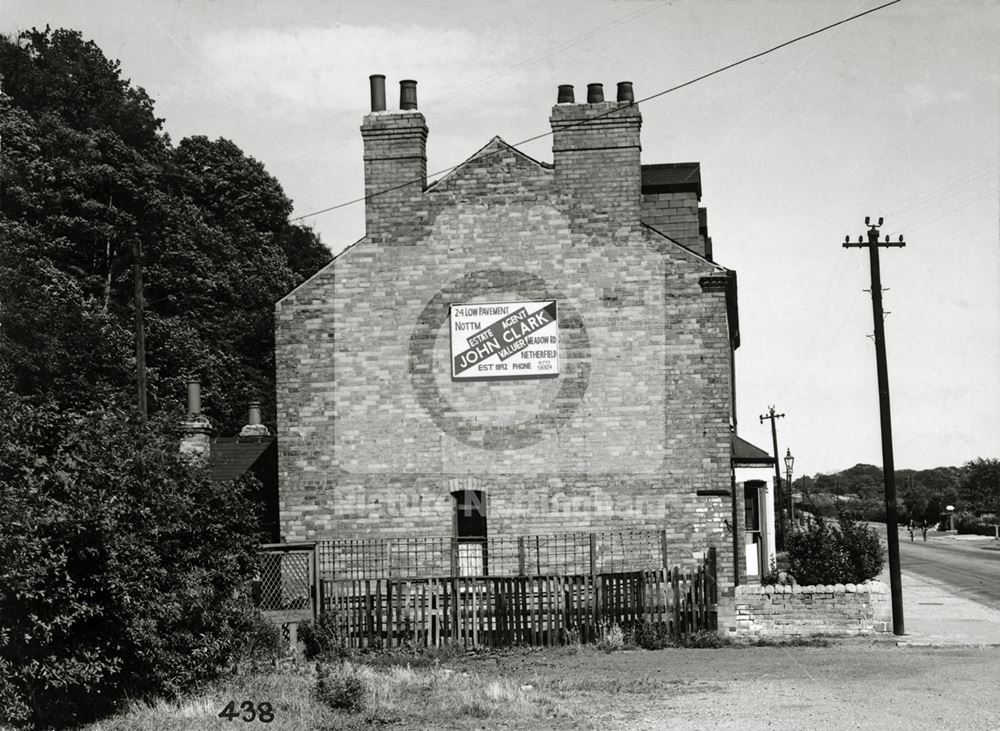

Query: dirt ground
left=455, top=639, right=1000, bottom=730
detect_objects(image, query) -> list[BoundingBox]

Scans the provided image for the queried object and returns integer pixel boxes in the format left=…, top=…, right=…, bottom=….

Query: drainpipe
left=731, top=466, right=740, bottom=588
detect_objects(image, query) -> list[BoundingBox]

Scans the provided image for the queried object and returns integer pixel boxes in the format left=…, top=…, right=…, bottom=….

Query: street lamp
left=784, top=449, right=795, bottom=524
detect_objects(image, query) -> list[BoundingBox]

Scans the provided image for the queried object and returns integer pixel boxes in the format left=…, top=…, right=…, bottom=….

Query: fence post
left=671, top=566, right=681, bottom=638
left=659, top=529, right=669, bottom=570
left=450, top=538, right=460, bottom=643
left=707, top=547, right=718, bottom=604
left=518, top=537, right=526, bottom=576
left=589, top=533, right=599, bottom=633
left=310, top=546, right=319, bottom=621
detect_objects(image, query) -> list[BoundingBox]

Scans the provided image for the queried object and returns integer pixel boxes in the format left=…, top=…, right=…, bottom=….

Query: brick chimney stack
left=179, top=379, right=212, bottom=461
left=239, top=400, right=270, bottom=438
left=361, top=75, right=428, bottom=244
left=550, top=81, right=642, bottom=235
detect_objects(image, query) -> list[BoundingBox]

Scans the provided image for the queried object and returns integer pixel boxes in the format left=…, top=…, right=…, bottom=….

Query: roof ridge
left=425, top=136, right=551, bottom=193
left=640, top=222, right=727, bottom=271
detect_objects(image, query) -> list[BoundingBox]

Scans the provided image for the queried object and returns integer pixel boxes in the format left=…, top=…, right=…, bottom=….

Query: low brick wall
left=720, top=581, right=892, bottom=639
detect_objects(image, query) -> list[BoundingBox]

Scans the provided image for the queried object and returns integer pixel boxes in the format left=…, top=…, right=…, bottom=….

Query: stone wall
left=720, top=581, right=892, bottom=638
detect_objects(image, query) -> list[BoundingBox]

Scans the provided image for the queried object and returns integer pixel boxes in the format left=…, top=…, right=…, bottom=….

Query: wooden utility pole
left=759, top=406, right=785, bottom=549
left=843, top=216, right=906, bottom=635
left=132, top=239, right=147, bottom=421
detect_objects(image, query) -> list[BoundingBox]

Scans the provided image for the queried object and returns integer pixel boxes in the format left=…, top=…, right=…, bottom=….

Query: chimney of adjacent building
left=550, top=81, right=642, bottom=233
left=361, top=75, right=428, bottom=244
left=239, top=400, right=271, bottom=438
left=369, top=74, right=386, bottom=112
left=179, top=379, right=212, bottom=461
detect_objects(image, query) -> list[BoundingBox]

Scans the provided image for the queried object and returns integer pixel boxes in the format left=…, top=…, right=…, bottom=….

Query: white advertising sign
left=450, top=300, right=559, bottom=380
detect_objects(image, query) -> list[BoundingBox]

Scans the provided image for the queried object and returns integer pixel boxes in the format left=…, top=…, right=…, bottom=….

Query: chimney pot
left=180, top=379, right=212, bottom=461
left=239, top=399, right=270, bottom=438
left=399, top=79, right=418, bottom=110
left=369, top=74, right=386, bottom=112
left=557, top=84, right=575, bottom=103
left=587, top=83, right=604, bottom=103
left=187, top=379, right=201, bottom=416
left=616, top=81, right=634, bottom=103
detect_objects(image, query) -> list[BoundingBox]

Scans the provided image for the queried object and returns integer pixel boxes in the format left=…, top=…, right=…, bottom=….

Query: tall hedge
left=0, top=400, right=261, bottom=729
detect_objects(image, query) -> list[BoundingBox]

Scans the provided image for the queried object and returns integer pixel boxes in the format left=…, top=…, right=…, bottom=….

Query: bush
left=236, top=613, right=285, bottom=668
left=299, top=611, right=348, bottom=660
left=836, top=512, right=885, bottom=581
left=954, top=512, right=998, bottom=536
left=594, top=622, right=627, bottom=653
left=785, top=510, right=885, bottom=586
left=0, top=401, right=262, bottom=729
left=315, top=662, right=368, bottom=712
left=760, top=558, right=795, bottom=587
left=629, top=621, right=673, bottom=650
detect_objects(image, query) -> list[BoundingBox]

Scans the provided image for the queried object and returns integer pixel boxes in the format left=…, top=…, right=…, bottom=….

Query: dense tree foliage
left=0, top=27, right=331, bottom=431
left=0, top=400, right=262, bottom=729
left=961, top=458, right=1000, bottom=518
left=794, top=461, right=996, bottom=527
left=0, top=27, right=332, bottom=727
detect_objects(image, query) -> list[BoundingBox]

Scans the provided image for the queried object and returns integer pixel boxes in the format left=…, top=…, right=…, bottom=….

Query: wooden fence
left=318, top=551, right=717, bottom=649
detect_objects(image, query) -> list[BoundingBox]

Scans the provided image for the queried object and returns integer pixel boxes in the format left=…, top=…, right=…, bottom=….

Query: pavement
left=877, top=533, right=1000, bottom=647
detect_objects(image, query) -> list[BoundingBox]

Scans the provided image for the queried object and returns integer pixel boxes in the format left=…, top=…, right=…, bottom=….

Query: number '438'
left=218, top=700, right=274, bottom=723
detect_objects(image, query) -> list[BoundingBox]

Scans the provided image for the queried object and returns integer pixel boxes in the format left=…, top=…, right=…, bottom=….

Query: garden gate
left=256, top=541, right=317, bottom=648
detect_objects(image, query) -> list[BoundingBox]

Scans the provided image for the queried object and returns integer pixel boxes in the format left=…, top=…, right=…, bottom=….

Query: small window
left=744, top=481, right=765, bottom=532
left=453, top=490, right=487, bottom=576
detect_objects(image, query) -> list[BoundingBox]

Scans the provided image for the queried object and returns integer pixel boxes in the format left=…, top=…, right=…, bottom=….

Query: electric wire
left=291, top=0, right=906, bottom=223
left=269, top=1, right=670, bottom=175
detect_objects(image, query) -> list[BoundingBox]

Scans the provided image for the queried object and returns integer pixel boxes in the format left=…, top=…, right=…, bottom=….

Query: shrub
left=785, top=510, right=885, bottom=586
left=954, top=512, right=998, bottom=536
left=837, top=511, right=885, bottom=581
left=760, top=559, right=795, bottom=587
left=594, top=621, right=627, bottom=653
left=236, top=613, right=285, bottom=668
left=315, top=662, right=368, bottom=712
left=629, top=621, right=673, bottom=650
left=0, top=401, right=261, bottom=729
left=298, top=611, right=347, bottom=660
left=678, top=630, right=730, bottom=649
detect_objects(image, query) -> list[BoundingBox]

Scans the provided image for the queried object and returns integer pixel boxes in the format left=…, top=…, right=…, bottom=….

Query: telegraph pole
left=132, top=239, right=147, bottom=421
left=760, top=406, right=786, bottom=548
left=843, top=216, right=906, bottom=635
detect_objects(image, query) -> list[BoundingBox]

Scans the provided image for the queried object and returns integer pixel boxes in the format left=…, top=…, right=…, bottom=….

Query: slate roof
left=209, top=436, right=276, bottom=481
left=732, top=434, right=775, bottom=465
left=641, top=162, right=702, bottom=199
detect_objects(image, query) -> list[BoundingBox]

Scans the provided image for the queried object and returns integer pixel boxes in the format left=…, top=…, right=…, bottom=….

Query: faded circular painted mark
left=409, top=269, right=591, bottom=450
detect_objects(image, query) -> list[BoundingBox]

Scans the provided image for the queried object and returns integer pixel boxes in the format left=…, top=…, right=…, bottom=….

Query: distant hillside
left=793, top=463, right=970, bottom=525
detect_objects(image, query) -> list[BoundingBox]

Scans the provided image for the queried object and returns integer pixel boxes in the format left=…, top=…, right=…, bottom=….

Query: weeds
left=298, top=612, right=348, bottom=661
left=595, top=621, right=628, bottom=653
left=312, top=659, right=549, bottom=725
left=314, top=662, right=366, bottom=712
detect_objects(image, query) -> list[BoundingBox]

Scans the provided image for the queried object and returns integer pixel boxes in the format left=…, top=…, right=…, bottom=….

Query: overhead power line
left=291, top=0, right=905, bottom=223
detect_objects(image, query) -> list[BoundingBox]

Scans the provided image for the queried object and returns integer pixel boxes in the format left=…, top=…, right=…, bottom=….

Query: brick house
left=275, top=78, right=752, bottom=588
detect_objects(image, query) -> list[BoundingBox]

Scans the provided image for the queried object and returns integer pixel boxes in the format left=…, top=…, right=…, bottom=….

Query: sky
left=4, top=0, right=998, bottom=476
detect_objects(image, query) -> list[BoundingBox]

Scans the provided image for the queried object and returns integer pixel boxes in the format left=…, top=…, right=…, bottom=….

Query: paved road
left=892, top=530, right=1000, bottom=608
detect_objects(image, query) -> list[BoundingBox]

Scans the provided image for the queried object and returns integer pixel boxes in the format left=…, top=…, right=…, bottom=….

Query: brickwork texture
left=720, top=581, right=893, bottom=638
left=275, top=91, right=739, bottom=585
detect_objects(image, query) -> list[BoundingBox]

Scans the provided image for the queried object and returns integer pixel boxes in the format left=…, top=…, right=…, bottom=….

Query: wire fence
left=317, top=529, right=669, bottom=580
